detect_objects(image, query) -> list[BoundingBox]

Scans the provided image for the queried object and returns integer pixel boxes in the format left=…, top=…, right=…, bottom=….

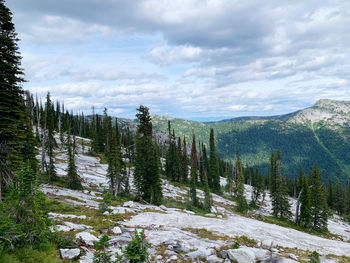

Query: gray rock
left=112, top=226, right=122, bottom=235
left=227, top=248, right=255, bottom=263
left=60, top=248, right=80, bottom=260
left=220, top=250, right=229, bottom=259
left=260, top=254, right=286, bottom=263
left=165, top=240, right=182, bottom=253
left=207, top=255, right=222, bottom=263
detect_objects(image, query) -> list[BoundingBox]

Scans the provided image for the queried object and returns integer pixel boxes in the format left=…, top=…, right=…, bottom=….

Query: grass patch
left=327, top=254, right=350, bottom=263
left=162, top=198, right=208, bottom=216
left=183, top=228, right=230, bottom=241
left=0, top=243, right=63, bottom=263
left=258, top=216, right=342, bottom=241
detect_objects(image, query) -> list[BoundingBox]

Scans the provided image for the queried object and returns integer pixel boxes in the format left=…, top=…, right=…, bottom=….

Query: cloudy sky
left=7, top=0, right=350, bottom=121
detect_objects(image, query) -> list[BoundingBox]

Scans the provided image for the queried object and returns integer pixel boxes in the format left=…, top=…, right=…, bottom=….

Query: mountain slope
left=152, top=99, right=350, bottom=181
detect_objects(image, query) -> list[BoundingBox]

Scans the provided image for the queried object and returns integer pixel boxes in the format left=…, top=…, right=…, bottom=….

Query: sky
left=7, top=0, right=350, bottom=121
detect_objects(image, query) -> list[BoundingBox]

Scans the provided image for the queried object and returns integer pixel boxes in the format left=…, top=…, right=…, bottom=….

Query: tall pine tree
left=133, top=106, right=162, bottom=205
left=208, top=128, right=220, bottom=193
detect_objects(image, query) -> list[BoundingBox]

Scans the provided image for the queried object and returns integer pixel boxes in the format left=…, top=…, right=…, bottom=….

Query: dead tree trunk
left=295, top=190, right=302, bottom=223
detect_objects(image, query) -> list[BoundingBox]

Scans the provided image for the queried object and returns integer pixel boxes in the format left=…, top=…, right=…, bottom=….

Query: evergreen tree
left=208, top=128, right=220, bottom=193
left=0, top=0, right=26, bottom=201
left=226, top=162, right=234, bottom=196
left=66, top=131, right=83, bottom=190
left=45, top=92, right=57, bottom=181
left=327, top=177, right=334, bottom=210
left=133, top=106, right=162, bottom=205
left=235, top=150, right=248, bottom=212
left=333, top=176, right=345, bottom=215
left=182, top=136, right=189, bottom=182
left=190, top=133, right=198, bottom=182
left=309, top=164, right=328, bottom=231
left=189, top=162, right=198, bottom=207
left=269, top=149, right=291, bottom=219
left=299, top=174, right=312, bottom=228
left=203, top=171, right=212, bottom=212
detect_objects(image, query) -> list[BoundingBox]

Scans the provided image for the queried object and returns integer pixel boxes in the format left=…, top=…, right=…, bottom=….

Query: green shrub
left=117, top=230, right=151, bottom=263
left=93, top=234, right=112, bottom=263
left=309, top=251, right=320, bottom=263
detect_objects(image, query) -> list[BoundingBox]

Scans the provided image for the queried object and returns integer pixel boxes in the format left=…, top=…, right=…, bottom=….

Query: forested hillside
left=152, top=100, right=350, bottom=182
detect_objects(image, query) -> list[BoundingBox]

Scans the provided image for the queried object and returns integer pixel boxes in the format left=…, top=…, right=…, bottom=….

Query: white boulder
left=227, top=248, right=255, bottom=263
left=60, top=248, right=80, bottom=260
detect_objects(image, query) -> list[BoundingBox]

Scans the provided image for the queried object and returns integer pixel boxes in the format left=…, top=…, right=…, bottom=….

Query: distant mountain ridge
left=151, top=99, right=350, bottom=182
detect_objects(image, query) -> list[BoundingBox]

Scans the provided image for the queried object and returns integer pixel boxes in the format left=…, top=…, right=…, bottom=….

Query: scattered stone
left=227, top=248, right=255, bottom=263
left=160, top=205, right=167, bottom=210
left=207, top=254, right=222, bottom=263
left=164, top=240, right=182, bottom=253
left=220, top=250, right=229, bottom=259
left=271, top=248, right=279, bottom=253
left=205, top=213, right=216, bottom=217
left=112, top=226, right=122, bottom=235
left=289, top=254, right=298, bottom=260
left=217, top=215, right=223, bottom=218
left=111, top=207, right=126, bottom=214
left=156, top=255, right=163, bottom=260
left=75, top=232, right=99, bottom=247
left=79, top=250, right=94, bottom=263
left=169, top=255, right=178, bottom=261
left=210, top=206, right=218, bottom=213
left=103, top=211, right=110, bottom=215
left=123, top=201, right=135, bottom=207
left=260, top=254, right=286, bottom=263
left=60, top=248, right=80, bottom=260
left=183, top=209, right=195, bottom=215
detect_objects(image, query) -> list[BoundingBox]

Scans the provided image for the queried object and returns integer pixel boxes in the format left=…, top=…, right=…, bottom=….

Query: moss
left=182, top=227, right=230, bottom=241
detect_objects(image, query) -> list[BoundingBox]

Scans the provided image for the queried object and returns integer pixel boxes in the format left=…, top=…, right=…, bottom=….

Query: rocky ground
left=40, top=135, right=350, bottom=262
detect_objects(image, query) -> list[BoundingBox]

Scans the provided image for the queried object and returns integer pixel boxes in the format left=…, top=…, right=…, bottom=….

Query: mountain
left=151, top=99, right=350, bottom=182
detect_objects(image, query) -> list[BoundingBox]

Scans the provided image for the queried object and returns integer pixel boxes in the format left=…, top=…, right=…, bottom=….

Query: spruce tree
left=45, top=92, right=57, bottom=181
left=309, top=164, right=328, bottom=231
left=203, top=171, right=212, bottom=212
left=66, top=131, right=83, bottom=190
left=269, top=149, right=291, bottom=219
left=190, top=133, right=198, bottom=182
left=133, top=106, right=162, bottom=205
left=299, top=174, right=312, bottom=228
left=208, top=128, right=220, bottom=193
left=182, top=136, right=189, bottom=182
left=189, top=161, right=198, bottom=207
left=235, top=150, right=247, bottom=212
left=0, top=0, right=26, bottom=201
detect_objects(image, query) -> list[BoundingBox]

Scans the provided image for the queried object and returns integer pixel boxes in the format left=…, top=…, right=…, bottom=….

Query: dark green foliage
left=203, top=172, right=212, bottom=212
left=308, top=251, right=320, bottom=263
left=309, top=164, right=328, bottom=231
left=99, top=190, right=112, bottom=213
left=152, top=115, right=350, bottom=182
left=269, top=149, right=291, bottom=219
left=0, top=0, right=26, bottom=201
left=0, top=163, right=51, bottom=251
left=189, top=162, right=198, bottom=207
left=106, top=116, right=125, bottom=196
left=299, top=174, right=312, bottom=228
left=134, top=106, right=162, bottom=205
left=119, top=230, right=151, bottom=263
left=208, top=129, right=221, bottom=193
left=45, top=92, right=57, bottom=181
left=94, top=234, right=112, bottom=263
left=250, top=171, right=264, bottom=208
left=66, top=132, right=83, bottom=190
left=235, top=150, right=248, bottom=213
